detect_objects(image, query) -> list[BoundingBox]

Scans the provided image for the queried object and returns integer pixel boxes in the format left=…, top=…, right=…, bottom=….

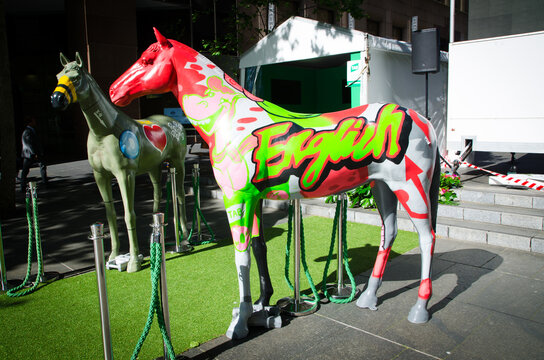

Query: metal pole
left=336, top=193, right=345, bottom=294
left=277, top=199, right=318, bottom=316
left=192, top=163, right=202, bottom=242
left=425, top=72, right=429, bottom=119
left=152, top=213, right=171, bottom=358
left=450, top=0, right=456, bottom=44
left=0, top=221, right=8, bottom=291
left=169, top=167, right=182, bottom=253
left=293, top=199, right=301, bottom=311
left=326, top=193, right=353, bottom=299
left=89, top=223, right=114, bottom=360
left=29, top=182, right=45, bottom=283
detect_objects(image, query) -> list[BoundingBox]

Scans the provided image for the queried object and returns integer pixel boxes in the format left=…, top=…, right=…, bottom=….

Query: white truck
left=447, top=30, right=544, bottom=158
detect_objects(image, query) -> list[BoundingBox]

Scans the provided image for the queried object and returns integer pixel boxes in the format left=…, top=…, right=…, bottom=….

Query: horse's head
left=51, top=52, right=89, bottom=110
left=110, top=28, right=178, bottom=107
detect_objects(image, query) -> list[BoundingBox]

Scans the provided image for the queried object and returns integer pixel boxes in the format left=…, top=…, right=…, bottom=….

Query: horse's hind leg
left=149, top=166, right=162, bottom=213
left=251, top=199, right=273, bottom=307
left=357, top=180, right=398, bottom=310
left=407, top=217, right=435, bottom=323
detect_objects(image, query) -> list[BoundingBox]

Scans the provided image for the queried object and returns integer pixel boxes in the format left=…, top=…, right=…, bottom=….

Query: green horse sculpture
left=51, top=52, right=189, bottom=272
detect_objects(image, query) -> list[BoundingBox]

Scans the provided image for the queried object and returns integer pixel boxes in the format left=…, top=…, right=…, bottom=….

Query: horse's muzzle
left=51, top=91, right=69, bottom=111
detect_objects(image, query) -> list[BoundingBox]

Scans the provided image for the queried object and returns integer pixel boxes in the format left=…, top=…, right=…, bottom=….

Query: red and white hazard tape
left=462, top=161, right=544, bottom=192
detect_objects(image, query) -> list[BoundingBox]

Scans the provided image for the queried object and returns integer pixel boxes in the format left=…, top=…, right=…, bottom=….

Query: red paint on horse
left=394, top=189, right=427, bottom=219
left=409, top=109, right=431, bottom=143
left=418, top=278, right=432, bottom=300
left=405, top=156, right=429, bottom=209
left=300, top=166, right=369, bottom=198
left=238, top=117, right=258, bottom=124
left=143, top=124, right=167, bottom=152
left=372, top=247, right=392, bottom=278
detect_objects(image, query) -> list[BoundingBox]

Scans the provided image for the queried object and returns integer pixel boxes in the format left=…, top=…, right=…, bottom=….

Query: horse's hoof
left=254, top=292, right=273, bottom=307
left=407, top=298, right=429, bottom=323
left=356, top=290, right=378, bottom=311
left=226, top=302, right=252, bottom=339
left=127, top=257, right=142, bottom=273
left=108, top=252, right=119, bottom=262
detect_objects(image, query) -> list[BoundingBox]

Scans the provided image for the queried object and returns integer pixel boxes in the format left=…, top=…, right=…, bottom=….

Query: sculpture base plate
left=326, top=283, right=356, bottom=300
left=277, top=296, right=318, bottom=317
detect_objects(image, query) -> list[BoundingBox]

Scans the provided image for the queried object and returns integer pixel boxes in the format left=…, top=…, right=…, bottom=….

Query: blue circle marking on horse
left=119, top=130, right=140, bottom=159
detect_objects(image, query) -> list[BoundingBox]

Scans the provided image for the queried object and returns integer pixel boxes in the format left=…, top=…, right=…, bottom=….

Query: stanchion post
left=151, top=213, right=172, bottom=358
left=337, top=193, right=345, bottom=293
left=277, top=199, right=318, bottom=316
left=192, top=163, right=202, bottom=242
left=293, top=198, right=301, bottom=311
left=0, top=221, right=8, bottom=291
left=89, top=223, right=114, bottom=360
left=326, top=193, right=353, bottom=299
left=169, top=167, right=183, bottom=253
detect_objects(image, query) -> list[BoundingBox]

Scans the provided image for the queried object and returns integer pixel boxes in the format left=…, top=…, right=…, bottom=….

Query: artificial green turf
left=0, top=216, right=418, bottom=359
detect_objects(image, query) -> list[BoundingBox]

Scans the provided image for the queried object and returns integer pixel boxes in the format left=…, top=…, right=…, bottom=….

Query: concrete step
left=456, top=183, right=544, bottom=210
left=192, top=183, right=544, bottom=254
left=436, top=201, right=543, bottom=230
left=300, top=198, right=544, bottom=254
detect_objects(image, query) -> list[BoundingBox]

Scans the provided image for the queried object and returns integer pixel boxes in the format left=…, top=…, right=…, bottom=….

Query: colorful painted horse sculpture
left=52, top=52, right=190, bottom=273
left=110, top=29, right=440, bottom=337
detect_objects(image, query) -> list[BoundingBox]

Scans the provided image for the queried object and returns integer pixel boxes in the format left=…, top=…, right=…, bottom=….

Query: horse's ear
left=153, top=27, right=170, bottom=47
left=75, top=52, right=83, bottom=67
left=60, top=53, right=69, bottom=66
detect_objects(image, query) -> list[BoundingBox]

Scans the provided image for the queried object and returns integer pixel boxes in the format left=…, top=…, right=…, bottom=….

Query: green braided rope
left=186, top=172, right=215, bottom=245
left=321, top=197, right=357, bottom=304
left=131, top=240, right=176, bottom=360
left=7, top=190, right=43, bottom=297
left=298, top=209, right=321, bottom=303
left=283, top=203, right=319, bottom=304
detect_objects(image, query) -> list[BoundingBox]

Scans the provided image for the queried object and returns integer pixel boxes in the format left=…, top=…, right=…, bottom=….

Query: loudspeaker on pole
left=412, top=28, right=440, bottom=74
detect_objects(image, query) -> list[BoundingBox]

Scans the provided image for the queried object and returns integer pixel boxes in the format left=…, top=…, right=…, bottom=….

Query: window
left=393, top=26, right=404, bottom=41
left=367, top=19, right=380, bottom=36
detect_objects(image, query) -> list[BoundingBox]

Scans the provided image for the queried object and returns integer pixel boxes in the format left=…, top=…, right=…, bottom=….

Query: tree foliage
left=199, top=0, right=365, bottom=55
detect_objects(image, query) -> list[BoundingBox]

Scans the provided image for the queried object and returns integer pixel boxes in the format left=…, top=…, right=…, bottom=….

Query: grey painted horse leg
left=252, top=200, right=273, bottom=306
left=116, top=171, right=141, bottom=273
left=357, top=181, right=398, bottom=310
left=93, top=170, right=119, bottom=260
left=174, top=161, right=189, bottom=239
left=407, top=217, right=435, bottom=323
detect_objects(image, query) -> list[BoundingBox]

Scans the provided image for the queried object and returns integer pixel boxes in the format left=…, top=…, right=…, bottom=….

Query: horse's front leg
left=117, top=171, right=141, bottom=273
left=225, top=195, right=258, bottom=339
left=93, top=170, right=119, bottom=261
left=251, top=199, right=273, bottom=306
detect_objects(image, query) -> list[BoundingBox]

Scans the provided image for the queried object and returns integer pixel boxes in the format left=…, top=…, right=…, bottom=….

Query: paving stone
left=446, top=311, right=544, bottom=360
left=448, top=227, right=487, bottom=244
left=457, top=189, right=495, bottom=204
left=501, top=212, right=542, bottom=230
left=531, top=237, right=544, bottom=254
left=438, top=205, right=463, bottom=219
left=495, top=193, right=534, bottom=208
left=463, top=208, right=500, bottom=224
left=534, top=196, right=544, bottom=210
left=487, top=232, right=531, bottom=251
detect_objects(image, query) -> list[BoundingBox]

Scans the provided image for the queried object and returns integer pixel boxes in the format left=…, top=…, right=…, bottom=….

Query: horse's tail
left=429, top=149, right=441, bottom=231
